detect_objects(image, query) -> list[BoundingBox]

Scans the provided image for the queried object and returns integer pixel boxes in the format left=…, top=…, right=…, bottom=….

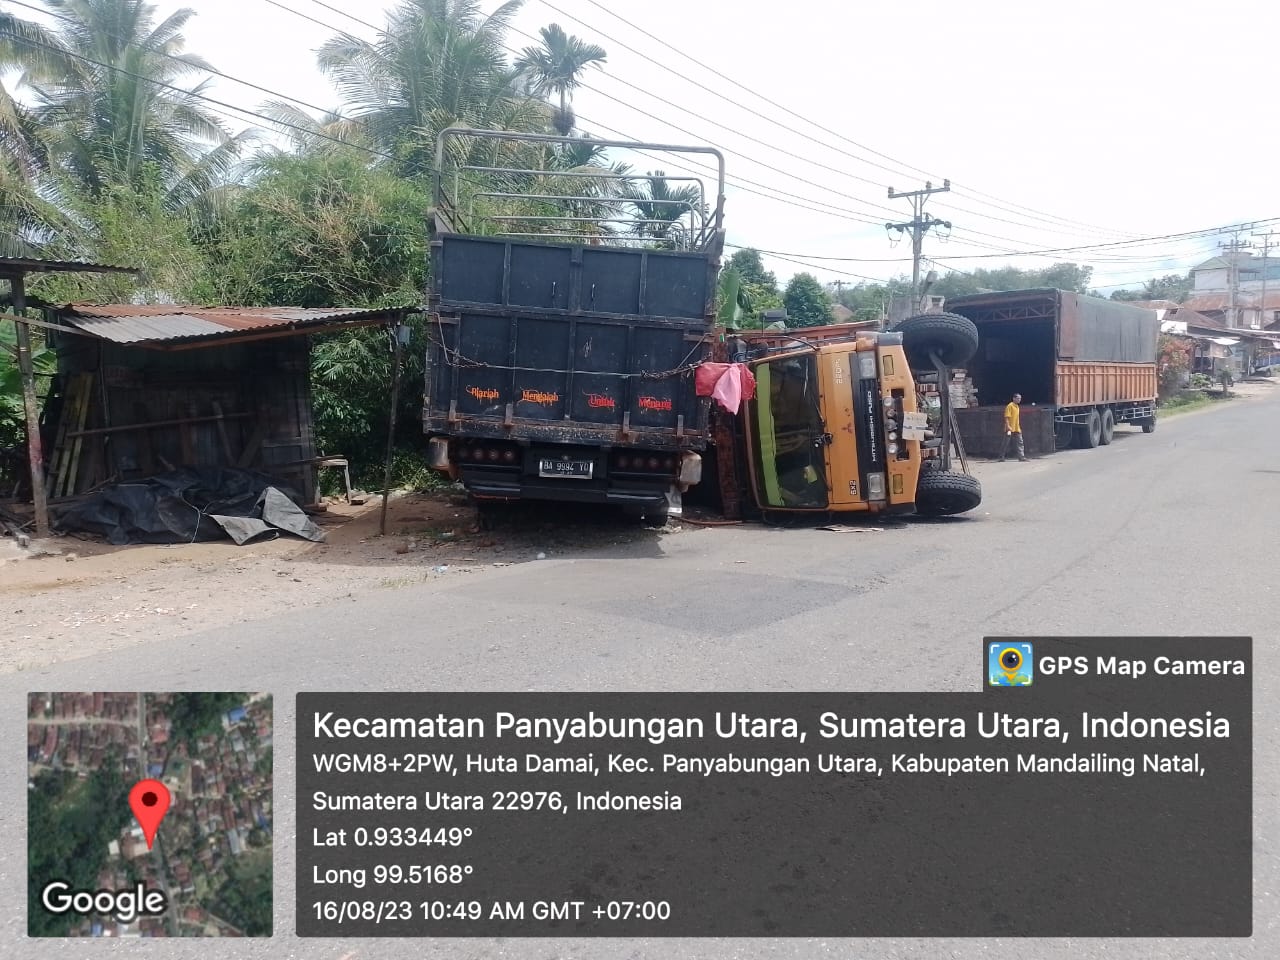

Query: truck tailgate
left=426, top=234, right=713, bottom=449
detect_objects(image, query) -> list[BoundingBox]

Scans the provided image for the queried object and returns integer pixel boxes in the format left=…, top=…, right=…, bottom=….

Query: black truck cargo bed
left=425, top=234, right=716, bottom=450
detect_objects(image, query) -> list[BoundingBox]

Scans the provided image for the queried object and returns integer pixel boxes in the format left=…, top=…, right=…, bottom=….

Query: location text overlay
left=296, top=636, right=1251, bottom=937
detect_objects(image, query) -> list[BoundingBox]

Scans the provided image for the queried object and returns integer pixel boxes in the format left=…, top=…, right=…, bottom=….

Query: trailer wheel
left=1099, top=407, right=1115, bottom=445
left=1141, top=415, right=1157, bottom=433
left=895, top=312, right=980, bottom=369
left=1076, top=409, right=1102, bottom=448
left=914, top=470, right=982, bottom=517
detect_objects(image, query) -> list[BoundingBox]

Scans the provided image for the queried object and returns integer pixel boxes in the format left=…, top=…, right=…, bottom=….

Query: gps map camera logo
left=988, top=642, right=1034, bottom=686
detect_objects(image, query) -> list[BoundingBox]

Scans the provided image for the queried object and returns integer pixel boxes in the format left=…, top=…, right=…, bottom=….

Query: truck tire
left=1099, top=407, right=1115, bottom=445
left=895, top=312, right=980, bottom=369
left=914, top=470, right=982, bottom=517
left=1141, top=415, right=1157, bottom=433
left=1076, top=409, right=1102, bottom=448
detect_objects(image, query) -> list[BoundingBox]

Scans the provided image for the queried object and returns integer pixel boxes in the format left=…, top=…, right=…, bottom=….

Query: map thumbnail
left=27, top=692, right=272, bottom=937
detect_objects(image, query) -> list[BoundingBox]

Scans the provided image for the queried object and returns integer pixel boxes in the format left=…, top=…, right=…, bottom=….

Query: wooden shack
left=45, top=304, right=412, bottom=503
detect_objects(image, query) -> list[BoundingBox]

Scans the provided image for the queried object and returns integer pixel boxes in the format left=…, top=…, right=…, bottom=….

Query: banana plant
left=0, top=320, right=56, bottom=393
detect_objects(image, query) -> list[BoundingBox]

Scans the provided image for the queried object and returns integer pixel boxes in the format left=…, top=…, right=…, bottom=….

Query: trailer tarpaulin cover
left=54, top=467, right=324, bottom=545
left=1061, top=294, right=1159, bottom=363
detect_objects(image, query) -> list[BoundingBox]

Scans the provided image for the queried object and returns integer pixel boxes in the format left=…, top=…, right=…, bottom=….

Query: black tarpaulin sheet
left=54, top=467, right=325, bottom=546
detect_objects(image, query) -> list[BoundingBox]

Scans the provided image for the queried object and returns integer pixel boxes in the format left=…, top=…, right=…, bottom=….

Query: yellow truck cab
left=729, top=314, right=982, bottom=518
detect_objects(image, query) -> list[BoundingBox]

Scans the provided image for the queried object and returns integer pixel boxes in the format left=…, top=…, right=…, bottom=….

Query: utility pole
left=1219, top=231, right=1253, bottom=330
left=1251, top=230, right=1276, bottom=330
left=886, top=180, right=952, bottom=314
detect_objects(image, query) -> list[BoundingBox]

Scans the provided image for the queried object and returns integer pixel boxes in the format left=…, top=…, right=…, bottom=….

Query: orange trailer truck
left=944, top=289, right=1159, bottom=454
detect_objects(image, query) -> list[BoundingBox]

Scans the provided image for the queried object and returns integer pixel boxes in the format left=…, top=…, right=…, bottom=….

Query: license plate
left=539, top=458, right=594, bottom=479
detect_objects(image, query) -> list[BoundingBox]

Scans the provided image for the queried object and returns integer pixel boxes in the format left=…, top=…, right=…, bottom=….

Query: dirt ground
left=0, top=491, right=675, bottom=675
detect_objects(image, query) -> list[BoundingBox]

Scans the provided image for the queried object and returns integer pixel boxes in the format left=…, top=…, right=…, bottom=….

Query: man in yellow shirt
left=999, top=393, right=1027, bottom=461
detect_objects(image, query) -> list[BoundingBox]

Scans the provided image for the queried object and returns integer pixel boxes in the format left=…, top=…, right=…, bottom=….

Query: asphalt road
left=5, top=393, right=1277, bottom=959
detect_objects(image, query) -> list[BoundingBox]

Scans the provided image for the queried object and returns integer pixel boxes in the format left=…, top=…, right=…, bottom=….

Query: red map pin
left=128, top=779, right=171, bottom=850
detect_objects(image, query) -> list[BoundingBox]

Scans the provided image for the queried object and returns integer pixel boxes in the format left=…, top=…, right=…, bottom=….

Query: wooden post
left=379, top=321, right=404, bottom=537
left=11, top=275, right=50, bottom=538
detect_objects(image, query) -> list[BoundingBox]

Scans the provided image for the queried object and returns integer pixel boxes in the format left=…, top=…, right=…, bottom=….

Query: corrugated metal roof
left=1183, top=291, right=1280, bottom=312
left=57, top=303, right=412, bottom=345
left=1168, top=308, right=1227, bottom=330
left=0, top=255, right=138, bottom=277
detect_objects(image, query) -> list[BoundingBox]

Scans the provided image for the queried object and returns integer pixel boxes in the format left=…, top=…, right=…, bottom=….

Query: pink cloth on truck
left=694, top=363, right=757, bottom=415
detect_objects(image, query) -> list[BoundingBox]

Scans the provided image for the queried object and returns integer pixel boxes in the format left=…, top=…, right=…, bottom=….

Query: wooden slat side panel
left=1055, top=362, right=1156, bottom=406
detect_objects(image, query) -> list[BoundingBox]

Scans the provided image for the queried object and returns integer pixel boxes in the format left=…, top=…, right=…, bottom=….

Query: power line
left=295, top=0, right=376, bottom=30
left=4, top=22, right=399, bottom=165
left=560, top=81, right=1128, bottom=253
left=263, top=2, right=920, bottom=233
left=720, top=218, right=1280, bottom=280
left=263, top=0, right=366, bottom=37
left=564, top=63, right=1133, bottom=243
left=725, top=244, right=890, bottom=284
left=6, top=0, right=348, bottom=121
left=39, top=0, right=1257, bottom=280
left=278, top=2, right=1124, bottom=257
left=552, top=0, right=1141, bottom=240
left=912, top=218, right=1280, bottom=258
left=496, top=22, right=1061, bottom=255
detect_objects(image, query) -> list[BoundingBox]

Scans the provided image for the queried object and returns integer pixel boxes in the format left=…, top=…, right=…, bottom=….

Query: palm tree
left=0, top=0, right=244, bottom=213
left=515, top=23, right=606, bottom=136
left=622, top=171, right=705, bottom=249
left=316, top=0, right=539, bottom=176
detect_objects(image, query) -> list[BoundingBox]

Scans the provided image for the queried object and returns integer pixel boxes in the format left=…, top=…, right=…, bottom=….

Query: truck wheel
left=1099, top=407, right=1115, bottom=445
left=894, top=312, right=980, bottom=369
left=914, top=470, right=982, bottom=517
left=1076, top=409, right=1101, bottom=448
left=1142, top=415, right=1157, bottom=433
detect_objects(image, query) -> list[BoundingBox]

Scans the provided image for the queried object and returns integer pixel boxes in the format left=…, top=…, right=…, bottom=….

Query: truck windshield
left=748, top=356, right=829, bottom=508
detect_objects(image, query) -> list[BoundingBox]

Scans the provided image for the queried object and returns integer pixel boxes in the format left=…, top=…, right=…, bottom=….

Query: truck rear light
left=866, top=473, right=886, bottom=500
left=487, top=448, right=500, bottom=462
left=664, top=457, right=676, bottom=470
left=502, top=449, right=517, bottom=463
left=858, top=352, right=877, bottom=379
left=648, top=457, right=660, bottom=470
left=617, top=455, right=630, bottom=469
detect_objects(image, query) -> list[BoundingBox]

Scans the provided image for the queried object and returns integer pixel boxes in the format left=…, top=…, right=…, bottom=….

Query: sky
left=13, top=0, right=1280, bottom=291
